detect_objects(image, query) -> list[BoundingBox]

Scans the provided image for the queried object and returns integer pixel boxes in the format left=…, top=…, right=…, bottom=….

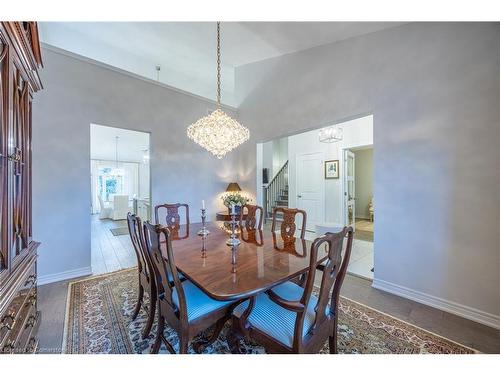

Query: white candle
left=202, top=200, right=205, bottom=209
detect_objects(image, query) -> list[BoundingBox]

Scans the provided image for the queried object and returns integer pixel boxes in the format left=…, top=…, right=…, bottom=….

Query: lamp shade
left=226, top=182, right=242, bottom=192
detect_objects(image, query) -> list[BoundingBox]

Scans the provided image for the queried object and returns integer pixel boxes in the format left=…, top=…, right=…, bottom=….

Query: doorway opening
left=256, top=114, right=374, bottom=280
left=90, top=124, right=151, bottom=275
left=343, top=145, right=374, bottom=279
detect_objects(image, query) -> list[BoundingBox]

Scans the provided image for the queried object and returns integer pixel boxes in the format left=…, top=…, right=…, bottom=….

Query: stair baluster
left=263, top=160, right=289, bottom=223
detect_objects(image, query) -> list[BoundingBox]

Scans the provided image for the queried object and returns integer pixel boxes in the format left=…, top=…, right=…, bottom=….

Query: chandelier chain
left=186, top=21, right=249, bottom=159
left=216, top=21, right=221, bottom=108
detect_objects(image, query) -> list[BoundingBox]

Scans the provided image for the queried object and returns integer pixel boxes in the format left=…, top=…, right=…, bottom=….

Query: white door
left=344, top=150, right=356, bottom=230
left=296, top=152, right=324, bottom=232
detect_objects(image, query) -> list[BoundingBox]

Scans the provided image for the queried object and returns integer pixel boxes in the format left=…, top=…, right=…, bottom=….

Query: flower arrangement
left=221, top=193, right=249, bottom=208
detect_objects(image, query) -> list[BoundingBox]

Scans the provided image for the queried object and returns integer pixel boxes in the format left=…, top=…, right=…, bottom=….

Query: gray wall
left=236, top=23, right=500, bottom=324
left=262, top=140, right=273, bottom=182
left=354, top=148, right=373, bottom=220
left=33, top=47, right=238, bottom=281
left=272, top=137, right=288, bottom=176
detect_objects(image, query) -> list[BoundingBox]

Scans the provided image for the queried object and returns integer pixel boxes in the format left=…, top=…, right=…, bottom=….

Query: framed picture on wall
left=325, top=160, right=339, bottom=179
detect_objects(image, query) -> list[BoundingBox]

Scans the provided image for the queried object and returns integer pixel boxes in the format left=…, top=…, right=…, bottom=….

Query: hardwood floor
left=91, top=214, right=136, bottom=275
left=355, top=219, right=374, bottom=232
left=354, top=219, right=373, bottom=242
left=37, top=272, right=500, bottom=354
left=35, top=217, right=500, bottom=354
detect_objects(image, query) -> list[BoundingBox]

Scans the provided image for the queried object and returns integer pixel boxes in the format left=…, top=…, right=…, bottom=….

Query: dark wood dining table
left=162, top=221, right=328, bottom=301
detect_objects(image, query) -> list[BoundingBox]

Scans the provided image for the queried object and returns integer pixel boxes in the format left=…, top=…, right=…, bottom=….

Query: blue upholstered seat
left=233, top=281, right=330, bottom=348
left=172, top=280, right=233, bottom=322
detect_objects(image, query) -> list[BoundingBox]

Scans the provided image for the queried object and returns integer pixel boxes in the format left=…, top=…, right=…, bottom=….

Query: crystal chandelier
left=318, top=125, right=343, bottom=143
left=187, top=22, right=249, bottom=159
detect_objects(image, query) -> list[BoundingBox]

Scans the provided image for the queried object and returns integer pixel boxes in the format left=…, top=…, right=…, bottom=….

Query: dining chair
left=232, top=226, right=354, bottom=354
left=126, top=213, right=157, bottom=339
left=271, top=207, right=307, bottom=240
left=112, top=194, right=130, bottom=220
left=239, top=204, right=263, bottom=231
left=98, top=195, right=112, bottom=219
left=154, top=203, right=190, bottom=234
left=143, top=221, right=237, bottom=354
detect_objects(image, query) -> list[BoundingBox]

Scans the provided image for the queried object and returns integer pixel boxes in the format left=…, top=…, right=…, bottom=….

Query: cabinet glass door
left=0, top=39, right=6, bottom=271
left=8, top=68, right=29, bottom=264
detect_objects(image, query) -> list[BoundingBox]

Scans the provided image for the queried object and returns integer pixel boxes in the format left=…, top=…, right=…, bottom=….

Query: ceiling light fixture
left=318, top=125, right=343, bottom=143
left=187, top=22, right=249, bottom=159
left=110, top=136, right=124, bottom=176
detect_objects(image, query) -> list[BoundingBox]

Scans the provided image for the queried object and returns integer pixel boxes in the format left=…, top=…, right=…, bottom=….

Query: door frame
left=340, top=143, right=373, bottom=226
left=295, top=151, right=325, bottom=232
left=89, top=123, right=152, bottom=217
left=343, top=149, right=356, bottom=230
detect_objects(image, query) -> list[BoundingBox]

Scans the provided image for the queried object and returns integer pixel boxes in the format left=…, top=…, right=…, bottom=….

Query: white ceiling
left=90, top=124, right=149, bottom=162
left=39, top=22, right=404, bottom=107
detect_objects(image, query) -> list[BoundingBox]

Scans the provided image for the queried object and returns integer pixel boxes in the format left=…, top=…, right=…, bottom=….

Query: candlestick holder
left=231, top=245, right=237, bottom=273
left=201, top=235, right=207, bottom=258
left=197, top=208, right=210, bottom=236
left=225, top=212, right=241, bottom=246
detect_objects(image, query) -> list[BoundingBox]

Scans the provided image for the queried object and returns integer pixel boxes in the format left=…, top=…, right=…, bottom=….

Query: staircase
left=263, top=161, right=289, bottom=222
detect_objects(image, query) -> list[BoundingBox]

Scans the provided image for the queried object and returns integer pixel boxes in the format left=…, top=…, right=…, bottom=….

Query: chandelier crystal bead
left=187, top=22, right=249, bottom=158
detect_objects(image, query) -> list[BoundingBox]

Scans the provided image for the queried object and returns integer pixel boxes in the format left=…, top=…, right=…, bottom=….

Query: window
left=91, top=160, right=139, bottom=214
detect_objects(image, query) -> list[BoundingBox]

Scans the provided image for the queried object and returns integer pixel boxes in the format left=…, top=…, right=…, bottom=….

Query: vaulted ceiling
left=39, top=22, right=404, bottom=107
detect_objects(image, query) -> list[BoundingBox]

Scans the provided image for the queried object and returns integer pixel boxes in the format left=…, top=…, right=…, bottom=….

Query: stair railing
left=263, top=160, right=288, bottom=223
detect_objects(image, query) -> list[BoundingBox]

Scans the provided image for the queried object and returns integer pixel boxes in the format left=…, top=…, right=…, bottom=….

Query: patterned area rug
left=62, top=268, right=477, bottom=354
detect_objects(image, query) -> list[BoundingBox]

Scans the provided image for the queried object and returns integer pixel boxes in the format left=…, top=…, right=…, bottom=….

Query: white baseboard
left=38, top=266, right=92, bottom=286
left=372, top=278, right=500, bottom=330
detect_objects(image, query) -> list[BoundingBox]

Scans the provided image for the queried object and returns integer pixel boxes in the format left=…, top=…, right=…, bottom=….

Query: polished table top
left=215, top=211, right=247, bottom=221
left=163, top=222, right=327, bottom=301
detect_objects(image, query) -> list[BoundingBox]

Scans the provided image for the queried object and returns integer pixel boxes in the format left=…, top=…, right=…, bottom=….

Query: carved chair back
left=127, top=213, right=158, bottom=337
left=239, top=204, right=263, bottom=231
left=271, top=231, right=307, bottom=257
left=143, top=222, right=188, bottom=326
left=262, top=227, right=353, bottom=352
left=240, top=228, right=264, bottom=246
left=293, top=227, right=354, bottom=351
left=154, top=203, right=190, bottom=233
left=127, top=213, right=151, bottom=279
left=271, top=207, right=307, bottom=240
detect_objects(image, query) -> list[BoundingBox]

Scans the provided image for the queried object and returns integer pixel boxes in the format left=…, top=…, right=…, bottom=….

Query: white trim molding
left=38, top=266, right=92, bottom=286
left=372, top=278, right=500, bottom=330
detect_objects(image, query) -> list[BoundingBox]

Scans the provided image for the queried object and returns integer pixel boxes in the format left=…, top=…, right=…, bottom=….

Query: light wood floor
left=354, top=219, right=374, bottom=242
left=355, top=219, right=374, bottom=232
left=91, top=214, right=136, bottom=275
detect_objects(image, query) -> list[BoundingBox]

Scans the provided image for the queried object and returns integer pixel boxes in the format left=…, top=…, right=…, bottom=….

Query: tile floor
left=346, top=239, right=374, bottom=280
left=347, top=219, right=374, bottom=280
left=306, top=221, right=374, bottom=280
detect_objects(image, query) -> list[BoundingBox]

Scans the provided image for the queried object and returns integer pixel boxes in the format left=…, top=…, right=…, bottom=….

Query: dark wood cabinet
left=0, top=22, right=42, bottom=354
